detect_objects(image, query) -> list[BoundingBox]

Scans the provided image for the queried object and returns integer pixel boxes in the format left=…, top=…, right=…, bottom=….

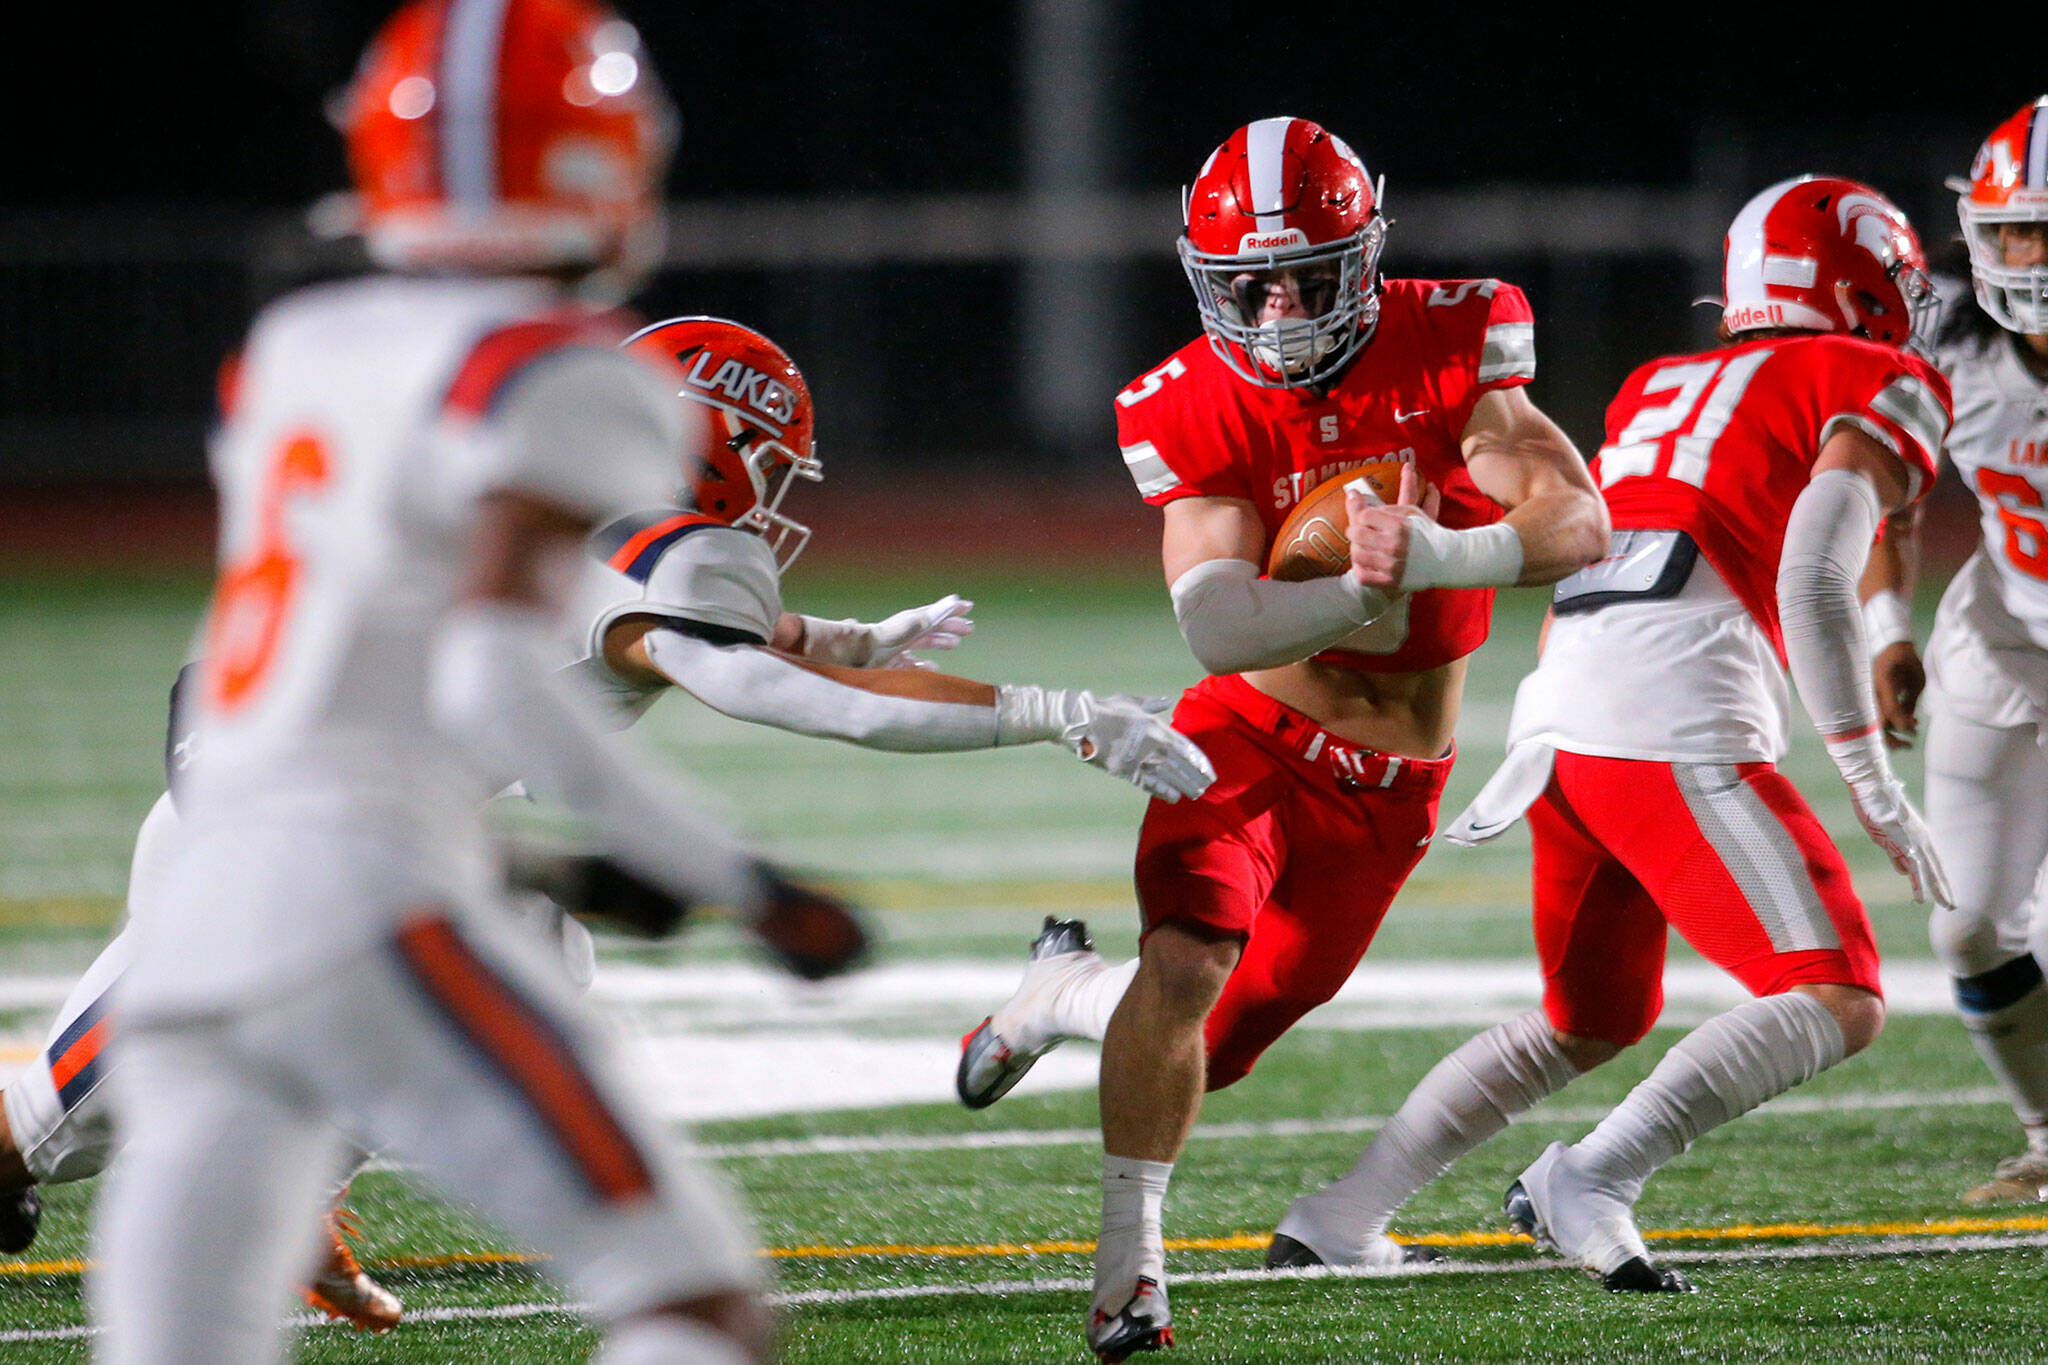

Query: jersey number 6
left=1978, top=468, right=2048, bottom=582
left=205, top=431, right=335, bottom=711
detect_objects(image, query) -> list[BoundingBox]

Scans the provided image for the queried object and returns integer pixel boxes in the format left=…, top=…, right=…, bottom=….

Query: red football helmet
left=337, top=0, right=677, bottom=283
left=623, top=317, right=822, bottom=567
left=1950, top=97, right=2048, bottom=334
left=1177, top=117, right=1387, bottom=388
left=1721, top=176, right=1933, bottom=348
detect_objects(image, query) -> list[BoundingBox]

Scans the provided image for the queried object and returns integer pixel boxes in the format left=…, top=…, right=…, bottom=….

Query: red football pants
left=1134, top=674, right=1451, bottom=1089
left=1531, top=750, right=1882, bottom=1048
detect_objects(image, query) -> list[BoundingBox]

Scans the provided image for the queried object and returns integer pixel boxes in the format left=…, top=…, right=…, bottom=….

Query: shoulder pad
left=633, top=524, right=783, bottom=644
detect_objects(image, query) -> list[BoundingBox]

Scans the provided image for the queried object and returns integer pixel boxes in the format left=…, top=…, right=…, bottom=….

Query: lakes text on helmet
left=1721, top=175, right=1934, bottom=349
left=623, top=317, right=822, bottom=568
left=339, top=0, right=678, bottom=286
left=1951, top=96, right=2048, bottom=335
left=1177, top=117, right=1387, bottom=389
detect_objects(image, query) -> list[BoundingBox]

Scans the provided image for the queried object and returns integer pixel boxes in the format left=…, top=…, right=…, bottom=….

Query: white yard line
left=696, top=1085, right=2008, bottom=1160
left=11, top=1230, right=2045, bottom=1342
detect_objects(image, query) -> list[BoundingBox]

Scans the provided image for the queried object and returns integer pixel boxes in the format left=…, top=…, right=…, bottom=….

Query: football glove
left=797, top=595, right=975, bottom=669
left=1826, top=732, right=1954, bottom=908
left=505, top=847, right=697, bottom=938
left=995, top=687, right=1216, bottom=803
left=749, top=867, right=873, bottom=981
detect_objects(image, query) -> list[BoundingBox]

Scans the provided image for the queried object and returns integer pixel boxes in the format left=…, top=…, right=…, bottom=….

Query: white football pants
left=90, top=913, right=760, bottom=1364
left=1925, top=710, right=2048, bottom=976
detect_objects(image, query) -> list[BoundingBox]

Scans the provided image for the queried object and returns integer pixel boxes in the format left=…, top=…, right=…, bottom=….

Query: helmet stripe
left=1723, top=177, right=1794, bottom=310
left=1244, top=117, right=1294, bottom=231
left=2029, top=98, right=2048, bottom=190
left=441, top=0, right=514, bottom=207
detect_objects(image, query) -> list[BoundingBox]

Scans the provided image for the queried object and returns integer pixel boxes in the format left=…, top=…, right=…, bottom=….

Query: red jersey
left=1592, top=333, right=1950, bottom=660
left=1117, top=277, right=1535, bottom=673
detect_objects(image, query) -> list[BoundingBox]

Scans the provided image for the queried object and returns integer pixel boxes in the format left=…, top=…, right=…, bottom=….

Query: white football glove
left=1825, top=732, right=1954, bottom=908
left=994, top=687, right=1215, bottom=803
left=797, top=595, right=975, bottom=669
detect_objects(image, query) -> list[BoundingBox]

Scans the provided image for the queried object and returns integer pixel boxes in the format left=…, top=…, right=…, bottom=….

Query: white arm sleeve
left=431, top=604, right=766, bottom=913
left=641, top=628, right=1001, bottom=751
left=1169, top=558, right=1389, bottom=675
left=1778, top=468, right=1884, bottom=740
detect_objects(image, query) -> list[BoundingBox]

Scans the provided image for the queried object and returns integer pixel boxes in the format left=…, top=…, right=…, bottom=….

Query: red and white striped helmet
left=1176, top=117, right=1387, bottom=388
left=623, top=317, right=822, bottom=567
left=1951, top=97, right=2048, bottom=334
left=1721, top=176, right=1932, bottom=348
left=338, top=0, right=677, bottom=281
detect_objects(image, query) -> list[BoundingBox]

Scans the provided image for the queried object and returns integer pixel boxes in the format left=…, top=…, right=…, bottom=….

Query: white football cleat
left=955, top=917, right=1100, bottom=1109
left=1505, top=1141, right=1693, bottom=1294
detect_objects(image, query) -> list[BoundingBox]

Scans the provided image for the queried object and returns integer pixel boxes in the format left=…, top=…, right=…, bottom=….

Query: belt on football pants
left=1207, top=674, right=1454, bottom=793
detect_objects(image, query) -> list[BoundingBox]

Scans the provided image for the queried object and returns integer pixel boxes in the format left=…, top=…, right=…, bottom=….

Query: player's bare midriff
left=1243, top=655, right=1466, bottom=759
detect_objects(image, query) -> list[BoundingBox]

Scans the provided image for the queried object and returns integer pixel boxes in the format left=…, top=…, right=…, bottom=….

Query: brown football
left=1265, top=460, right=1406, bottom=581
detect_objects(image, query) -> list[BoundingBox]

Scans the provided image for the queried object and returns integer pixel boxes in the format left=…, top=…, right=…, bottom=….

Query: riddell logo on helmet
left=1726, top=303, right=1790, bottom=329
left=682, top=351, right=798, bottom=427
left=1239, top=229, right=1308, bottom=252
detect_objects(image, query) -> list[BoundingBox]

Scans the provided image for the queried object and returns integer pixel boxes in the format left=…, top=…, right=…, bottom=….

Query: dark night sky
left=1, top=3, right=2034, bottom=480
left=6, top=3, right=2025, bottom=209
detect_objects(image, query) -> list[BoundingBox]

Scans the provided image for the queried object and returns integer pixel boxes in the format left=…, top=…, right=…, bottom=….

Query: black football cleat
left=1503, top=1179, right=1541, bottom=1242
left=1088, top=1276, right=1174, bottom=1362
left=1263, top=1232, right=1443, bottom=1269
left=1508, top=1177, right=1691, bottom=1292
left=1602, top=1256, right=1696, bottom=1294
left=1264, top=1233, right=1323, bottom=1268
left=0, top=1186, right=42, bottom=1255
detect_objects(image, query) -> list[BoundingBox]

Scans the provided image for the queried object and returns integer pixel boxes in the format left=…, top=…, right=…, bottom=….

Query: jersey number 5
left=1596, top=350, right=1773, bottom=489
left=205, top=431, right=335, bottom=711
left=1978, top=468, right=2048, bottom=581
left=1116, top=357, right=1187, bottom=408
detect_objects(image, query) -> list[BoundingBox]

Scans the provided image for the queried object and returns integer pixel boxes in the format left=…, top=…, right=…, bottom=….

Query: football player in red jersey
left=1267, top=176, right=1953, bottom=1294
left=954, top=116, right=1609, bottom=1358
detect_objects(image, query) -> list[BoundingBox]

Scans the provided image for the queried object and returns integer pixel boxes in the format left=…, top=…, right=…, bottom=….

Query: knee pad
left=1931, top=904, right=2022, bottom=980
left=1954, top=953, right=2048, bottom=1019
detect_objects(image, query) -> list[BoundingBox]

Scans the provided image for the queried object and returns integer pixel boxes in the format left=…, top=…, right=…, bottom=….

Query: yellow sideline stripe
left=10, top=1213, right=2048, bottom=1277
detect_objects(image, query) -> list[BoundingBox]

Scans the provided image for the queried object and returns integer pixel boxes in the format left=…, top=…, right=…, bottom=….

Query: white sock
left=1048, top=958, right=1139, bottom=1042
left=1953, top=969, right=2048, bottom=1131
left=1574, top=992, right=1844, bottom=1201
left=1094, top=1155, right=1172, bottom=1313
left=596, top=1315, right=750, bottom=1365
left=1280, top=1011, right=1578, bottom=1258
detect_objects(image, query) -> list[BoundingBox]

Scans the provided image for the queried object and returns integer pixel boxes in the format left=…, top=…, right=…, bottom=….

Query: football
left=1265, top=460, right=1406, bottom=581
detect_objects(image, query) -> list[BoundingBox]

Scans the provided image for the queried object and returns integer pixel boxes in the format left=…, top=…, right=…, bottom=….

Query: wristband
left=993, top=684, right=1083, bottom=746
left=1400, top=520, right=1524, bottom=591
left=1861, top=590, right=1913, bottom=658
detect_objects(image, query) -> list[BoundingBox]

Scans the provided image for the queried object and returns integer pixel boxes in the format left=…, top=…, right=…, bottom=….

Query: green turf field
left=3, top=564, right=2040, bottom=1363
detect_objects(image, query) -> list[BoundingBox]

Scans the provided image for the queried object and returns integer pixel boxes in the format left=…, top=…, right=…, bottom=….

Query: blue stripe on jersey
left=50, top=988, right=113, bottom=1112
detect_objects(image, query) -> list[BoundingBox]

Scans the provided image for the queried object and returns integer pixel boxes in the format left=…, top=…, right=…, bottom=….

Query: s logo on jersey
left=678, top=348, right=799, bottom=432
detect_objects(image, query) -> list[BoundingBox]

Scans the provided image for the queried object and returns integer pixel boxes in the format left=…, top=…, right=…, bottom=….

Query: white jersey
left=129, top=275, right=685, bottom=1013
left=563, top=512, right=784, bottom=719
left=1506, top=554, right=1790, bottom=765
left=1925, top=325, right=2048, bottom=729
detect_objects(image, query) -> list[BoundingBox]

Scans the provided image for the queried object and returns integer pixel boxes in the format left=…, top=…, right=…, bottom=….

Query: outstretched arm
left=612, top=621, right=1214, bottom=802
